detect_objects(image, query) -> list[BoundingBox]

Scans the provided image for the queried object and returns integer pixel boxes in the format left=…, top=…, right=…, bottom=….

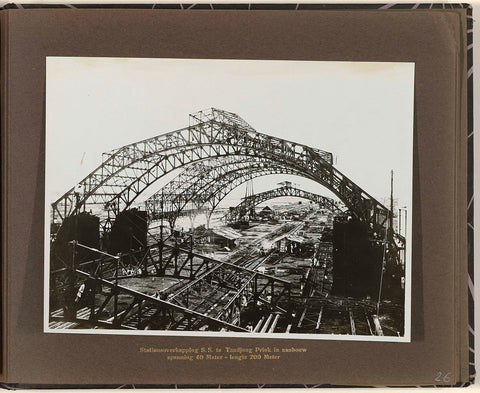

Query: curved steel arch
left=146, top=156, right=318, bottom=224
left=52, top=109, right=332, bottom=220
left=223, top=184, right=342, bottom=224
left=145, top=156, right=281, bottom=217
left=52, top=108, right=389, bottom=232
left=195, top=166, right=318, bottom=218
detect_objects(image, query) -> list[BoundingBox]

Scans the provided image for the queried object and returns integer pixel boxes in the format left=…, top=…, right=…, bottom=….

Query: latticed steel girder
left=50, top=241, right=291, bottom=331
left=224, top=185, right=342, bottom=223
left=145, top=156, right=272, bottom=216
left=166, top=253, right=290, bottom=321
left=51, top=108, right=389, bottom=232
left=145, top=156, right=317, bottom=223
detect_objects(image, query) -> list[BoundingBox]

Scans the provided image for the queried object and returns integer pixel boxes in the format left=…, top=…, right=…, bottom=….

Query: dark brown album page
left=2, top=8, right=467, bottom=385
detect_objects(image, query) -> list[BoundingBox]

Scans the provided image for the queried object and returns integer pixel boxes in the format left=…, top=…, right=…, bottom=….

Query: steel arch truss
left=52, top=108, right=389, bottom=233
left=223, top=185, right=342, bottom=224
left=145, top=156, right=318, bottom=225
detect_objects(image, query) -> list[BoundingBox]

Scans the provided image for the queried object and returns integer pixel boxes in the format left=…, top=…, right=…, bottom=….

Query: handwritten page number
left=435, top=372, right=451, bottom=383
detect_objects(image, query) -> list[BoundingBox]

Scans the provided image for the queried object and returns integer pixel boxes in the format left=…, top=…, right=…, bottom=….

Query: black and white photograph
left=45, top=57, right=413, bottom=341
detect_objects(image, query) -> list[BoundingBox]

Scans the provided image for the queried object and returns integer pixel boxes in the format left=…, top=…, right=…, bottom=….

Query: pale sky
left=46, top=57, right=414, bottom=212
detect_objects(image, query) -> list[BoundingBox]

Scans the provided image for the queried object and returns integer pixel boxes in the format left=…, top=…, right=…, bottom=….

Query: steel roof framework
left=51, top=108, right=390, bottom=233
left=223, top=184, right=341, bottom=224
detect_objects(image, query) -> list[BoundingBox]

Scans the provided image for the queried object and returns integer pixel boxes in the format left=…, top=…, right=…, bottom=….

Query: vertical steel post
left=389, top=170, right=394, bottom=232
left=159, top=191, right=164, bottom=276
left=114, top=253, right=120, bottom=326
left=253, top=275, right=258, bottom=303
left=190, top=235, right=194, bottom=279
left=398, top=208, right=402, bottom=235
left=404, top=209, right=408, bottom=241
left=68, top=240, right=77, bottom=321
left=89, top=278, right=95, bottom=321
left=138, top=300, right=142, bottom=328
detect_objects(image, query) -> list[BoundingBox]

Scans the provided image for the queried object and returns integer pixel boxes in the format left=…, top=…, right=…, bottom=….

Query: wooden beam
left=268, top=314, right=280, bottom=333
left=349, top=309, right=356, bottom=335
left=260, top=314, right=273, bottom=333
left=365, top=313, right=374, bottom=335
left=253, top=317, right=265, bottom=333
left=315, top=307, right=324, bottom=330
left=372, top=314, right=384, bottom=336
left=297, top=308, right=307, bottom=328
